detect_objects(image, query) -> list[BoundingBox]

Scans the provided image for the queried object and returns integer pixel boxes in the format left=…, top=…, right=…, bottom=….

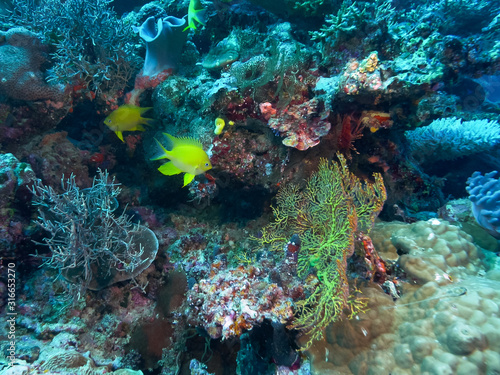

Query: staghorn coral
left=310, top=0, right=396, bottom=59
left=253, top=155, right=386, bottom=348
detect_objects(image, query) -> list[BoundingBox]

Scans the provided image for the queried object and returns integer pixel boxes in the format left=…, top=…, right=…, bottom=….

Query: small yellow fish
left=151, top=133, right=212, bottom=187
left=183, top=0, right=206, bottom=31
left=104, top=105, right=153, bottom=142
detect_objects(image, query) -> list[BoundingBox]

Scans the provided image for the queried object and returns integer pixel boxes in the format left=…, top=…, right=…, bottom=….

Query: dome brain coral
left=305, top=219, right=498, bottom=375
left=391, top=279, right=500, bottom=374
left=372, top=219, right=483, bottom=285
left=347, top=279, right=500, bottom=375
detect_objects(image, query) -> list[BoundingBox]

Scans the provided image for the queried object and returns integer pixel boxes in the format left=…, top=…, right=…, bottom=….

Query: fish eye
left=205, top=162, right=210, bottom=167
left=107, top=119, right=111, bottom=123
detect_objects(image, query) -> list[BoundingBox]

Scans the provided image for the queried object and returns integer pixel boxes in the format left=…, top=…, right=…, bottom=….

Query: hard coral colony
left=1, top=0, right=500, bottom=374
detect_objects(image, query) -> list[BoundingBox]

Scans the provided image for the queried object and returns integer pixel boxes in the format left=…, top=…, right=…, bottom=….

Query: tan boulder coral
left=304, top=218, right=498, bottom=374
left=372, top=219, right=484, bottom=285
left=305, top=277, right=500, bottom=375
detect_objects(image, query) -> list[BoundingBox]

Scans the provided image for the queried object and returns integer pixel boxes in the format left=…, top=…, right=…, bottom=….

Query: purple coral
left=466, top=170, right=500, bottom=238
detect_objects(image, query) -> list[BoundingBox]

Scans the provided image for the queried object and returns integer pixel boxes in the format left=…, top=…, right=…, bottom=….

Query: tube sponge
left=134, top=16, right=187, bottom=76
left=466, top=170, right=500, bottom=238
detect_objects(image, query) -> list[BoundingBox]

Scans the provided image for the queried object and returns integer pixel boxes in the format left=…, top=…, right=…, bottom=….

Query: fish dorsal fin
left=119, top=104, right=152, bottom=115
left=163, top=133, right=203, bottom=149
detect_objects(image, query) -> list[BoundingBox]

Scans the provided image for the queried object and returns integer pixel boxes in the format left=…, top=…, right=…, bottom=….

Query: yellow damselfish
left=104, top=105, right=153, bottom=142
left=183, top=0, right=206, bottom=31
left=151, top=133, right=212, bottom=187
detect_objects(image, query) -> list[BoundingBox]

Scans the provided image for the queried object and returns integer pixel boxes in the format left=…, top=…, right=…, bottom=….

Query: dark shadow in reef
left=212, top=183, right=272, bottom=225
left=111, top=0, right=151, bottom=16
left=419, top=149, right=500, bottom=200
left=56, top=100, right=107, bottom=153
left=127, top=270, right=188, bottom=373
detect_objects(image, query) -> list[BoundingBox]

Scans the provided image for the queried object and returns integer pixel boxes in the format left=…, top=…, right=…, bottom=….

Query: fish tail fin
left=141, top=117, right=155, bottom=127
left=195, top=9, right=206, bottom=25
left=158, top=161, right=183, bottom=176
left=183, top=173, right=196, bottom=187
left=150, top=138, right=171, bottom=160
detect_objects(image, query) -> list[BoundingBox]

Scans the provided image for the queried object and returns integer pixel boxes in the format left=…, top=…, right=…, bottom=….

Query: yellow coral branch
left=254, top=154, right=385, bottom=349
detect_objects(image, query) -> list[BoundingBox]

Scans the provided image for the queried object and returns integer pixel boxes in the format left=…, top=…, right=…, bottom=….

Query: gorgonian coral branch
left=253, top=154, right=386, bottom=348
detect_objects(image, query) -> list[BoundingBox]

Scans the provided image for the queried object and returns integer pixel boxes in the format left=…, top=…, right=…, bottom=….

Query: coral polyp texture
left=372, top=219, right=484, bottom=286
left=186, top=265, right=294, bottom=340
left=307, top=277, right=500, bottom=375
left=0, top=28, right=65, bottom=101
left=254, top=155, right=386, bottom=348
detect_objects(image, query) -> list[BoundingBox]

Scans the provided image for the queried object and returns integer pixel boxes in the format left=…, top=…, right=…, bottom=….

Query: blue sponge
left=466, top=171, right=500, bottom=238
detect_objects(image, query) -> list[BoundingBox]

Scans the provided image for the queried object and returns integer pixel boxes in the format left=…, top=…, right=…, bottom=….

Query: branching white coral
left=405, top=117, right=500, bottom=161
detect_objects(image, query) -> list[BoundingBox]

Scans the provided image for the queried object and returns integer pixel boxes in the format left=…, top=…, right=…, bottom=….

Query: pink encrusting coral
left=266, top=98, right=331, bottom=151
left=340, top=52, right=383, bottom=95
left=210, top=128, right=286, bottom=188
left=186, top=265, right=294, bottom=340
